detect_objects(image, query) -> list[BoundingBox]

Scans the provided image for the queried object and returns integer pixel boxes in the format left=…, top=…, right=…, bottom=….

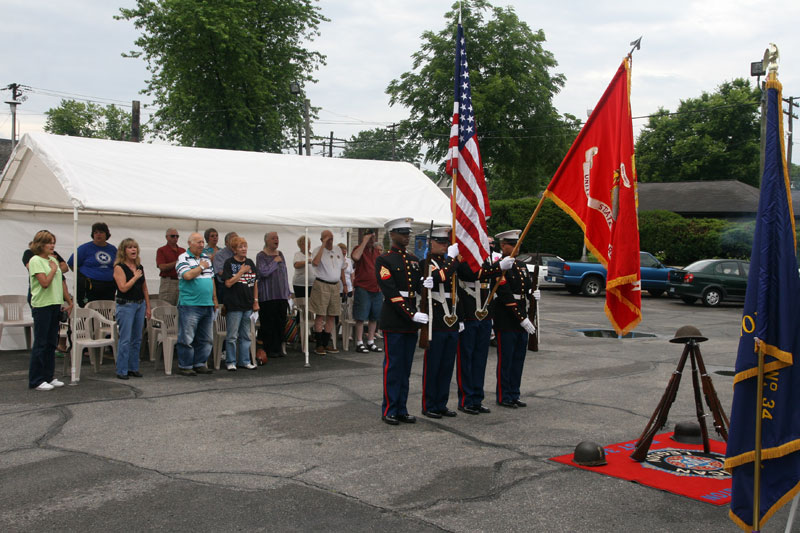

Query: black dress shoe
left=475, top=405, right=491, bottom=414
left=194, top=366, right=213, bottom=374
left=397, top=414, right=417, bottom=423
left=458, top=405, right=479, bottom=415
left=497, top=400, right=518, bottom=408
left=422, top=410, right=442, bottom=419
left=116, top=374, right=129, bottom=380
left=438, top=409, right=457, bottom=417
left=128, top=371, right=143, bottom=378
left=513, top=399, right=527, bottom=407
left=382, top=415, right=399, bottom=426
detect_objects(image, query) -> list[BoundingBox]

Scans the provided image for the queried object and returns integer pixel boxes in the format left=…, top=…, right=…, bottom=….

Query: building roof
left=638, top=180, right=761, bottom=215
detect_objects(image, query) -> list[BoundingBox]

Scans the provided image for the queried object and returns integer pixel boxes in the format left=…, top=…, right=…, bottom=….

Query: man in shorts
left=310, top=230, right=346, bottom=355
left=351, top=229, right=383, bottom=353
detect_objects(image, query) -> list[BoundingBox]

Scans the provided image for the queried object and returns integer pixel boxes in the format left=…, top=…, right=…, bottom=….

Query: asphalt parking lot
left=0, top=289, right=788, bottom=532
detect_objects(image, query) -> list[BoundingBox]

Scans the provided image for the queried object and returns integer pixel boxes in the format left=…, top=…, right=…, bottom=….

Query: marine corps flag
left=543, top=58, right=641, bottom=335
left=725, top=75, right=800, bottom=532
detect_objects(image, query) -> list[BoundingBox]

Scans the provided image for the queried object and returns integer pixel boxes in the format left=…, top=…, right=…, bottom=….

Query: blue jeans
left=116, top=301, right=145, bottom=376
left=30, top=304, right=60, bottom=388
left=353, top=287, right=382, bottom=322
left=225, top=310, right=252, bottom=366
left=177, top=306, right=214, bottom=369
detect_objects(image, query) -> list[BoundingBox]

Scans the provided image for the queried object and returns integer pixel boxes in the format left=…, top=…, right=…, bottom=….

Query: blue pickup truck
left=545, top=251, right=675, bottom=297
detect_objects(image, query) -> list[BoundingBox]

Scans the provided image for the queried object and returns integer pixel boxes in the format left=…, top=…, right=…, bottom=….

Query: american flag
left=446, top=22, right=491, bottom=273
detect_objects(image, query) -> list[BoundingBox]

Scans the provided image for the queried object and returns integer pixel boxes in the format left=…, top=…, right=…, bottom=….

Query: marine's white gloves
left=459, top=322, right=465, bottom=333
left=413, top=312, right=429, bottom=324
left=521, top=318, right=536, bottom=335
left=499, top=256, right=514, bottom=271
left=532, top=289, right=541, bottom=301
left=447, top=243, right=460, bottom=259
left=491, top=252, right=502, bottom=263
left=422, top=276, right=434, bottom=289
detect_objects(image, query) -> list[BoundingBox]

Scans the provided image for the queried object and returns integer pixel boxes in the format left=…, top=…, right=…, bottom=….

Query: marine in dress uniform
left=455, top=249, right=514, bottom=414
left=491, top=230, right=537, bottom=408
left=420, top=228, right=462, bottom=419
left=375, top=218, right=427, bottom=426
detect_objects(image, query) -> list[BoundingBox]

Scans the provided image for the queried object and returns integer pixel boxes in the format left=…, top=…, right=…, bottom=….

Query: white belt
left=513, top=294, right=522, bottom=300
left=398, top=291, right=415, bottom=297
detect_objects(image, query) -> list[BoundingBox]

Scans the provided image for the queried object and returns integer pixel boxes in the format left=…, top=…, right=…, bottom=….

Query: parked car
left=516, top=252, right=564, bottom=286
left=545, top=251, right=674, bottom=297
left=668, top=259, right=749, bottom=307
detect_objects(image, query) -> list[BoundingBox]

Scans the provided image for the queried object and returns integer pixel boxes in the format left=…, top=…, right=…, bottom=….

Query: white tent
left=1, top=132, right=451, bottom=382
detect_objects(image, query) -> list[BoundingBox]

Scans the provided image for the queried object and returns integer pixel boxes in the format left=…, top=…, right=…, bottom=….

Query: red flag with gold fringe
left=543, top=58, right=641, bottom=335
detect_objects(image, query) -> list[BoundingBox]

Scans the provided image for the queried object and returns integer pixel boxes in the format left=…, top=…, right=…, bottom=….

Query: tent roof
left=0, top=132, right=451, bottom=228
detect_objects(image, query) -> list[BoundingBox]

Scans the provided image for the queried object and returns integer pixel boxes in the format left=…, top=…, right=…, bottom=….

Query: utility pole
left=389, top=123, right=397, bottom=161
left=303, top=98, right=311, bottom=156
left=131, top=100, right=141, bottom=142
left=3, top=83, right=24, bottom=150
left=329, top=131, right=333, bottom=158
left=784, top=96, right=798, bottom=181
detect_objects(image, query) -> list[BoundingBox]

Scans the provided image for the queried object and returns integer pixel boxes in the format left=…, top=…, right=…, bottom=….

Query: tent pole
left=304, top=227, right=310, bottom=368
left=70, top=207, right=79, bottom=385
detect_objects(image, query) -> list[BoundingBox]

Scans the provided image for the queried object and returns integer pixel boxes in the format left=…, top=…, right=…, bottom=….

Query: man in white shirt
left=310, top=230, right=346, bottom=355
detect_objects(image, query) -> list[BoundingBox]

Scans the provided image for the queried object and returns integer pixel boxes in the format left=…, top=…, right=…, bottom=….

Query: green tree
left=44, top=99, right=134, bottom=140
left=339, top=127, right=421, bottom=165
left=635, top=78, right=760, bottom=186
left=386, top=0, right=579, bottom=199
left=117, top=0, right=326, bottom=152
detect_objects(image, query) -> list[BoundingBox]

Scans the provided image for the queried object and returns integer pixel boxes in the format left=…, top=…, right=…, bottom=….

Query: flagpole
left=753, top=339, right=765, bottom=532
left=485, top=194, right=547, bottom=305
left=451, top=168, right=458, bottom=306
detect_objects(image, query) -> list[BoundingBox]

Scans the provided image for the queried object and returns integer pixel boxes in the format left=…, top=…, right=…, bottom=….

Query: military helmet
left=572, top=441, right=607, bottom=466
left=672, top=421, right=703, bottom=444
left=669, top=325, right=708, bottom=344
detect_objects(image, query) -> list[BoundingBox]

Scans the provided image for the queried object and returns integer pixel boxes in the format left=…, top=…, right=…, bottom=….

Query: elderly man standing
left=175, top=233, right=218, bottom=376
left=155, top=228, right=185, bottom=305
left=310, top=229, right=346, bottom=355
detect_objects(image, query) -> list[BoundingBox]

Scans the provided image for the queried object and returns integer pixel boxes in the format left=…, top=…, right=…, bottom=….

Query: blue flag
left=725, top=77, right=800, bottom=531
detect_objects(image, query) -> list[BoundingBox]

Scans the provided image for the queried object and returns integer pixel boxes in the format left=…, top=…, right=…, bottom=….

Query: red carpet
left=549, top=432, right=731, bottom=505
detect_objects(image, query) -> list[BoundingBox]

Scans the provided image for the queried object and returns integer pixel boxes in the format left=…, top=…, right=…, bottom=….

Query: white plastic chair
left=340, top=297, right=356, bottom=351
left=150, top=306, right=178, bottom=375
left=146, top=301, right=174, bottom=361
left=65, top=307, right=117, bottom=380
left=85, top=299, right=118, bottom=363
left=0, top=295, right=33, bottom=349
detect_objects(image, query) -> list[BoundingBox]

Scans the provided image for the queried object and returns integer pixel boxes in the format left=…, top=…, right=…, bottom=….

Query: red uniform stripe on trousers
left=456, top=342, right=465, bottom=407
left=382, top=335, right=391, bottom=416
left=421, top=348, right=429, bottom=412
left=496, top=332, right=503, bottom=402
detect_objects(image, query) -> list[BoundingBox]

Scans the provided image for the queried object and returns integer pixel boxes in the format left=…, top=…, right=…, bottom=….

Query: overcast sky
left=2, top=0, right=798, bottom=165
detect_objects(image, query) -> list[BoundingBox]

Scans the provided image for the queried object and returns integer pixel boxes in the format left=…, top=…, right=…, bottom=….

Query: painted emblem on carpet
left=642, top=449, right=730, bottom=479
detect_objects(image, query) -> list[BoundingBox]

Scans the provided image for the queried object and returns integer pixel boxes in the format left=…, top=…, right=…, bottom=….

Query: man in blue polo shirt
left=175, top=232, right=218, bottom=376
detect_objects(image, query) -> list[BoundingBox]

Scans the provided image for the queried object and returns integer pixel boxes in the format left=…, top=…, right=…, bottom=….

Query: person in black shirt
left=113, top=238, right=151, bottom=380
left=221, top=236, right=258, bottom=371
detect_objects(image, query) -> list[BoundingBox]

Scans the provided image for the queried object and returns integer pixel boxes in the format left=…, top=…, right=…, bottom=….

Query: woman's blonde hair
left=115, top=238, right=141, bottom=267
left=296, top=235, right=309, bottom=250
left=30, top=230, right=55, bottom=255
